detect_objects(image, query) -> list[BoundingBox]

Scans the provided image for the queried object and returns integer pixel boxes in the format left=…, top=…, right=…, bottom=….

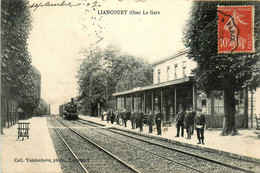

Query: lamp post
left=98, top=103, right=100, bottom=117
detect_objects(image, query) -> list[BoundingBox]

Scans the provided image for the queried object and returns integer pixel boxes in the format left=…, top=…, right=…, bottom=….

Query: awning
left=113, top=76, right=195, bottom=97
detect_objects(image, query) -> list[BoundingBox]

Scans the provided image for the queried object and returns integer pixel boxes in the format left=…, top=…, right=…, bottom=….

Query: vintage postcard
left=1, top=0, right=260, bottom=172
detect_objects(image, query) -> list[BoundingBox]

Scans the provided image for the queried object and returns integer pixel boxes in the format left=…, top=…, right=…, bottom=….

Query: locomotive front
left=62, top=98, right=79, bottom=119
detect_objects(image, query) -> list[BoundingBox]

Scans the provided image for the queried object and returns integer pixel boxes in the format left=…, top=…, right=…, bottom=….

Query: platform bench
left=17, top=122, right=30, bottom=141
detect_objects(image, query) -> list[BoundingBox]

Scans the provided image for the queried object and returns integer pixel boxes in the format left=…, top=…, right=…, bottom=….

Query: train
left=59, top=98, right=78, bottom=119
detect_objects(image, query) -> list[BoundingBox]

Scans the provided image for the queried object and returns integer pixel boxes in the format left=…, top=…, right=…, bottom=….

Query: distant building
left=113, top=48, right=259, bottom=128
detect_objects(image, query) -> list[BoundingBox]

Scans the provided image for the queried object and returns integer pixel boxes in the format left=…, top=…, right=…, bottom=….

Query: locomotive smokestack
left=71, top=98, right=74, bottom=104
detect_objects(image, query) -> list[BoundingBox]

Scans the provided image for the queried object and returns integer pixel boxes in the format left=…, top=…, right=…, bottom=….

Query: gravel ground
left=56, top=117, right=194, bottom=172
left=77, top=128, right=194, bottom=173
left=69, top=117, right=260, bottom=172
left=91, top=128, right=244, bottom=173
left=53, top=117, right=260, bottom=173
left=108, top=128, right=260, bottom=172
left=47, top=125, right=85, bottom=172
left=48, top=117, right=136, bottom=173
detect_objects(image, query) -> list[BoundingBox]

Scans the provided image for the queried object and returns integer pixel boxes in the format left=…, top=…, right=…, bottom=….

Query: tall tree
left=183, top=1, right=260, bottom=135
left=116, top=56, right=153, bottom=92
left=77, top=47, right=108, bottom=116
left=18, top=66, right=41, bottom=119
left=1, top=0, right=32, bottom=97
left=1, top=0, right=32, bottom=133
left=102, top=45, right=153, bottom=93
left=77, top=45, right=153, bottom=115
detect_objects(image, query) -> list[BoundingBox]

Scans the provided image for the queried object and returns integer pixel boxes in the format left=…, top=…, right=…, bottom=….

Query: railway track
left=70, top=119, right=101, bottom=128
left=109, top=129, right=258, bottom=172
left=50, top=118, right=89, bottom=173
left=56, top=117, right=200, bottom=172
left=73, top=117, right=259, bottom=173
left=51, top=117, right=140, bottom=173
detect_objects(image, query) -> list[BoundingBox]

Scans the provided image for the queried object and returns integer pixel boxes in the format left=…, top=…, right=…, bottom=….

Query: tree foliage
left=1, top=0, right=32, bottom=97
left=102, top=45, right=153, bottom=93
left=77, top=45, right=153, bottom=116
left=114, top=55, right=153, bottom=92
left=33, top=99, right=49, bottom=116
left=1, top=0, right=43, bottom=120
left=18, top=66, right=41, bottom=118
left=77, top=47, right=108, bottom=115
left=183, top=1, right=259, bottom=92
left=183, top=1, right=260, bottom=135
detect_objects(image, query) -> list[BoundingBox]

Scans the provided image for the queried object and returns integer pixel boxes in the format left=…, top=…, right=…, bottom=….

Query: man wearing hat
left=155, top=108, right=163, bottom=135
left=194, top=108, right=206, bottom=144
left=175, top=107, right=185, bottom=137
left=147, top=109, right=154, bottom=133
left=130, top=111, right=136, bottom=129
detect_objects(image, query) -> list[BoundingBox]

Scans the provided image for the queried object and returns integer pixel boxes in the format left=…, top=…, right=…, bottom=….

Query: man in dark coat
left=190, top=107, right=196, bottom=135
left=138, top=110, right=144, bottom=132
left=126, top=111, right=131, bottom=127
left=130, top=111, right=136, bottom=129
left=185, top=108, right=193, bottom=139
left=147, top=110, right=154, bottom=133
left=101, top=109, right=105, bottom=121
left=175, top=108, right=185, bottom=137
left=136, top=111, right=139, bottom=129
left=155, top=108, right=163, bottom=135
left=110, top=109, right=115, bottom=124
left=194, top=108, right=206, bottom=144
left=115, top=110, right=120, bottom=125
left=122, top=109, right=127, bottom=127
left=107, top=109, right=110, bottom=123
left=118, top=110, right=123, bottom=126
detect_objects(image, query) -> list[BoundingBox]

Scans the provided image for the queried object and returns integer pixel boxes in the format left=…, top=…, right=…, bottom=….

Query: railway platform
left=1, top=117, right=62, bottom=173
left=79, top=115, right=260, bottom=162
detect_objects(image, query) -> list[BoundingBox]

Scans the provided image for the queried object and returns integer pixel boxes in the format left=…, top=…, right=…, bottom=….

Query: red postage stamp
left=218, top=6, right=254, bottom=53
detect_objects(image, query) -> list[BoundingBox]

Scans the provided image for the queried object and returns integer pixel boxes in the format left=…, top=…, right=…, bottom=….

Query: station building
left=113, top=48, right=258, bottom=128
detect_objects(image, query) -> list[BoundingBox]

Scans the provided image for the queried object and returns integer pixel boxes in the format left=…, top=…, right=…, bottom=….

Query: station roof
left=113, top=76, right=195, bottom=97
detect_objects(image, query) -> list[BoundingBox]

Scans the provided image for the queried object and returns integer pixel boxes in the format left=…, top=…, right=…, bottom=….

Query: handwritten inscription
left=26, top=1, right=81, bottom=11
left=26, top=0, right=158, bottom=46
left=27, top=0, right=148, bottom=12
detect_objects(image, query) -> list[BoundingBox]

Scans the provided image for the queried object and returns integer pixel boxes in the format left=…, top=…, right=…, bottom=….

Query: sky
left=27, top=0, right=193, bottom=113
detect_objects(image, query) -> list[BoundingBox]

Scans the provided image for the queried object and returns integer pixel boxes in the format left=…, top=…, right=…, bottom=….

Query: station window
left=167, top=66, right=170, bottom=81
left=182, top=61, right=186, bottom=77
left=213, top=91, right=224, bottom=114
left=174, top=64, right=178, bottom=79
left=235, top=91, right=244, bottom=114
left=157, top=69, right=161, bottom=83
left=197, top=91, right=211, bottom=114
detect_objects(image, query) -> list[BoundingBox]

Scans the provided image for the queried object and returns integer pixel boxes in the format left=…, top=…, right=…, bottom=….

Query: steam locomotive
left=59, top=98, right=78, bottom=119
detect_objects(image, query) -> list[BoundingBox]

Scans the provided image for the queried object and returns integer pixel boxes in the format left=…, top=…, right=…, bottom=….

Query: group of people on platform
left=101, top=108, right=164, bottom=135
left=101, top=108, right=130, bottom=127
left=175, top=107, right=205, bottom=144
left=101, top=106, right=205, bottom=145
